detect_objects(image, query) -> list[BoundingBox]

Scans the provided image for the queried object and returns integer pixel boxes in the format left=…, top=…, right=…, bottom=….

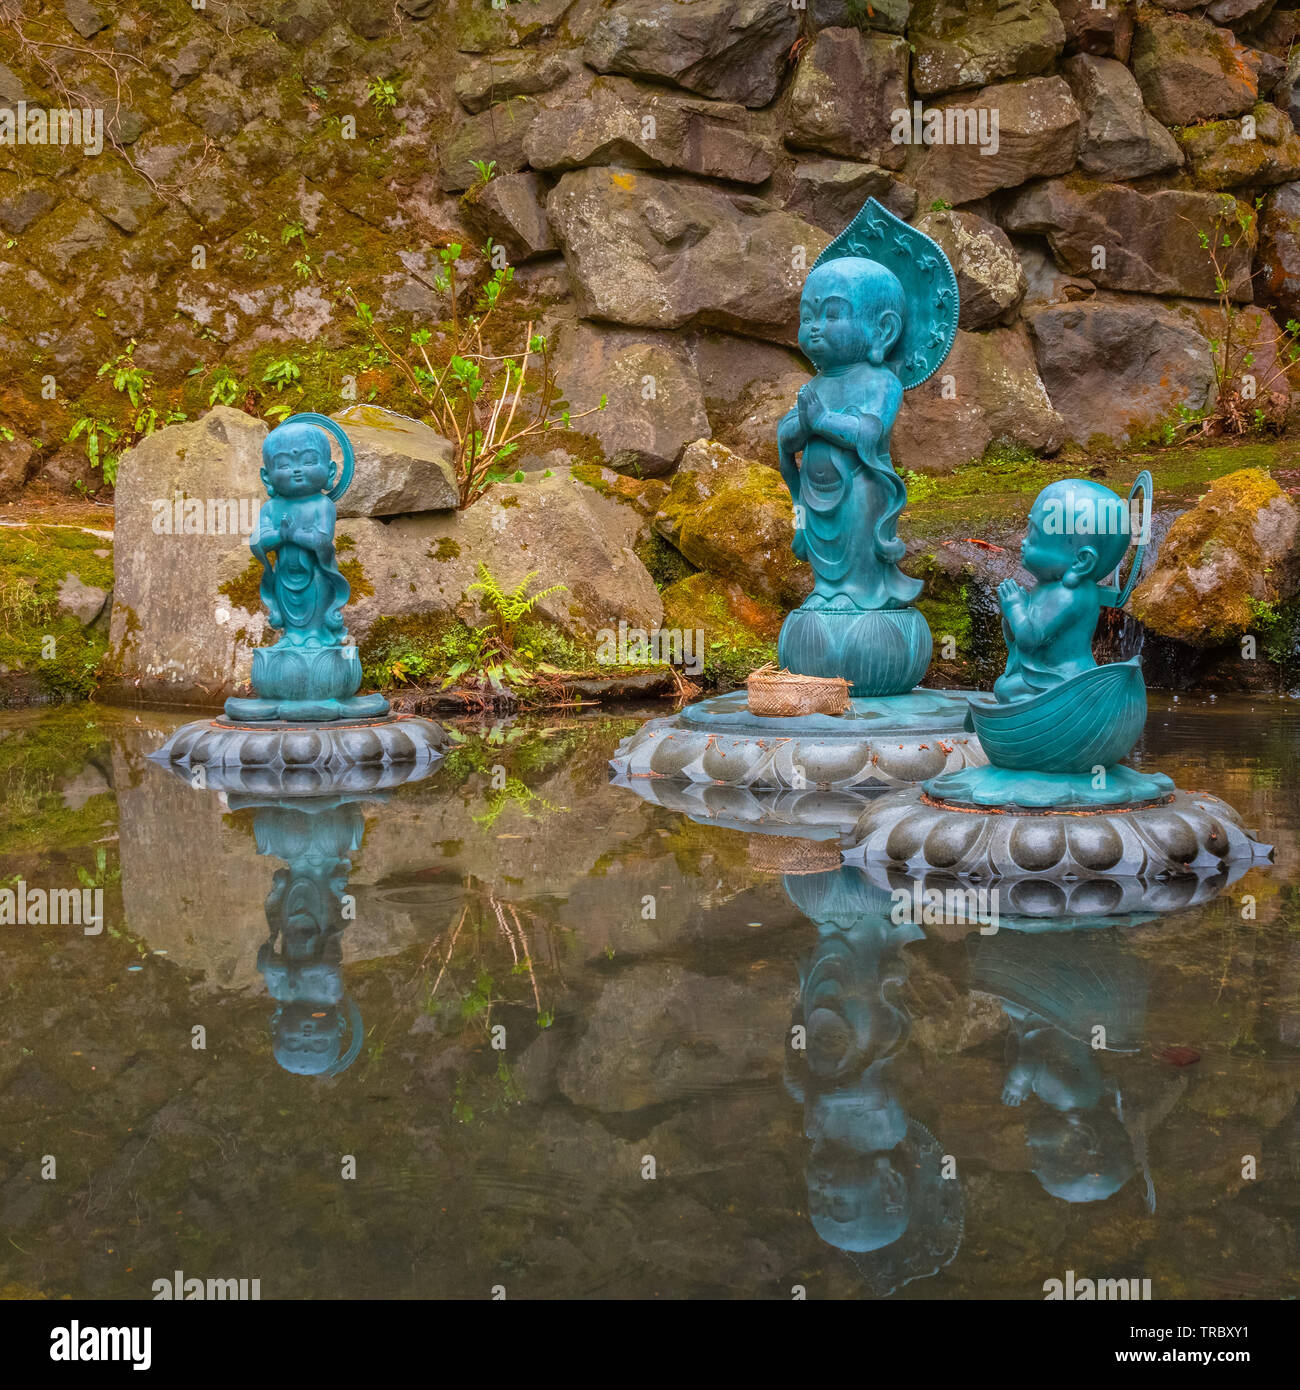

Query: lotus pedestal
left=610, top=687, right=994, bottom=793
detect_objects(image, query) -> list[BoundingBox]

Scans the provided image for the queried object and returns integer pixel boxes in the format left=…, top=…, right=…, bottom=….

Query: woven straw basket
left=746, top=664, right=849, bottom=718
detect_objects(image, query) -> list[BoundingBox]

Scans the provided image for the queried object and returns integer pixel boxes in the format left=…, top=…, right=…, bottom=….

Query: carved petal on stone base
left=149, top=714, right=448, bottom=796
left=610, top=690, right=991, bottom=791
left=844, top=787, right=1273, bottom=879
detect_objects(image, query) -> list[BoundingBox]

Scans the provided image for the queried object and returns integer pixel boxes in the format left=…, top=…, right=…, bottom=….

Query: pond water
left=0, top=694, right=1296, bottom=1301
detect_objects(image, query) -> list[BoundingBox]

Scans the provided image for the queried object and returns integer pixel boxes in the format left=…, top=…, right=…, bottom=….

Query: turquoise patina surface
left=927, top=473, right=1172, bottom=808
left=225, top=412, right=389, bottom=723
left=776, top=199, right=959, bottom=697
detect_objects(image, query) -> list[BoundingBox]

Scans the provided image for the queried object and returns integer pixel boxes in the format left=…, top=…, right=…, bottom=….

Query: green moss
left=903, top=435, right=1300, bottom=541
left=339, top=556, right=373, bottom=598
left=0, top=705, right=117, bottom=855
left=432, top=537, right=461, bottom=561
left=635, top=531, right=697, bottom=591
left=660, top=572, right=781, bottom=687
left=217, top=557, right=264, bottom=613
left=0, top=526, right=112, bottom=701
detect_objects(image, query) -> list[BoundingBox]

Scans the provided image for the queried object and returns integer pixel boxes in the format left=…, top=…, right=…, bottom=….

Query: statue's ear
left=259, top=465, right=273, bottom=496
left=1073, top=544, right=1099, bottom=579
left=877, top=308, right=902, bottom=355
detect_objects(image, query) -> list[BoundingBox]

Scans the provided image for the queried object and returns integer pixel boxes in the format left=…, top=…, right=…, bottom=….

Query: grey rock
left=547, top=166, right=828, bottom=344
left=1026, top=297, right=1217, bottom=447
left=460, top=171, right=556, bottom=263
left=56, top=572, right=109, bottom=626
left=524, top=76, right=776, bottom=184
left=909, top=76, right=1081, bottom=206
left=782, top=159, right=918, bottom=233
left=330, top=405, right=459, bottom=516
left=785, top=27, right=908, bottom=167
left=105, top=408, right=270, bottom=706
left=453, top=51, right=574, bottom=114
left=438, top=97, right=540, bottom=193
left=910, top=0, right=1066, bottom=96
left=1062, top=53, right=1183, bottom=180
left=892, top=323, right=1065, bottom=474
left=1001, top=178, right=1256, bottom=301
left=546, top=320, right=709, bottom=477
left=1131, top=9, right=1258, bottom=125
left=915, top=208, right=1027, bottom=328
left=584, top=0, right=800, bottom=108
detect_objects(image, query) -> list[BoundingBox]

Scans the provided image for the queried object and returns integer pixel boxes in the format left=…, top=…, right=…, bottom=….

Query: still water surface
left=0, top=695, right=1296, bottom=1299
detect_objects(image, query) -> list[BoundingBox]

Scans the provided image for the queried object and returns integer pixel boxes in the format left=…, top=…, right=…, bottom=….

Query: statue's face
left=807, top=1144, right=910, bottom=1252
left=265, top=444, right=331, bottom=498
left=1020, top=507, right=1075, bottom=581
left=799, top=261, right=903, bottom=371
left=799, top=278, right=860, bottom=370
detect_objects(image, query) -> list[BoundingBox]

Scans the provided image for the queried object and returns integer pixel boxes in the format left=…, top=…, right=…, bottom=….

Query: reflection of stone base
left=845, top=785, right=1273, bottom=879
left=778, top=605, right=931, bottom=696
left=610, top=687, right=991, bottom=791
left=611, top=768, right=876, bottom=840
left=149, top=713, right=447, bottom=796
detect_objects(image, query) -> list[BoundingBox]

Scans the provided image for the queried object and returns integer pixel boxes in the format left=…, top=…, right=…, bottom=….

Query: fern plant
left=468, top=564, right=566, bottom=649
left=439, top=566, right=568, bottom=697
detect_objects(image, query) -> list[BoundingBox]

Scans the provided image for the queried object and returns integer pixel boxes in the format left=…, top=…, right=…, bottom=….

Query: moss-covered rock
left=1132, top=468, right=1300, bottom=646
left=0, top=524, right=113, bottom=703
left=654, top=440, right=811, bottom=606
left=659, top=571, right=782, bottom=686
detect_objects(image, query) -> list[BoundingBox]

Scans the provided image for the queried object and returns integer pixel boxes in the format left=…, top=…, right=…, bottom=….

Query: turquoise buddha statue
left=928, top=470, right=1174, bottom=807
left=776, top=199, right=959, bottom=696
left=225, top=413, right=389, bottom=723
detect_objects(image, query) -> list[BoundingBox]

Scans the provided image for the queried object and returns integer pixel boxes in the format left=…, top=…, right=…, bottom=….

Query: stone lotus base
left=149, top=713, right=447, bottom=796
left=610, top=688, right=993, bottom=791
left=844, top=785, right=1273, bottom=880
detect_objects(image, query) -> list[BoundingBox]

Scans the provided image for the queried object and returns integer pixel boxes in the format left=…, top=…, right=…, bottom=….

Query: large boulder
left=654, top=439, right=810, bottom=606
left=546, top=166, right=828, bottom=344
left=340, top=469, right=664, bottom=642
left=784, top=28, right=908, bottom=167
left=891, top=323, right=1064, bottom=474
left=105, top=407, right=269, bottom=706
left=1000, top=178, right=1256, bottom=301
left=524, top=77, right=776, bottom=184
left=583, top=0, right=800, bottom=108
left=908, top=76, right=1081, bottom=206
left=1025, top=297, right=1217, bottom=447
left=331, top=404, right=459, bottom=516
left=915, top=208, right=1027, bottom=328
left=545, top=320, right=710, bottom=477
left=1258, top=180, right=1300, bottom=322
left=909, top=0, right=1066, bottom=96
left=1132, top=469, right=1300, bottom=647
left=1131, top=9, right=1259, bottom=126
left=1061, top=53, right=1182, bottom=180
left=1177, top=104, right=1300, bottom=189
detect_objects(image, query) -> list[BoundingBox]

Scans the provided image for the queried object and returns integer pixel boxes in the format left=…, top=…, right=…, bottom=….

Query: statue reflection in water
left=968, top=923, right=1168, bottom=1211
left=242, top=794, right=368, bottom=1077
left=772, top=850, right=1220, bottom=1291
left=151, top=751, right=440, bottom=1077
left=780, top=862, right=964, bottom=1297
